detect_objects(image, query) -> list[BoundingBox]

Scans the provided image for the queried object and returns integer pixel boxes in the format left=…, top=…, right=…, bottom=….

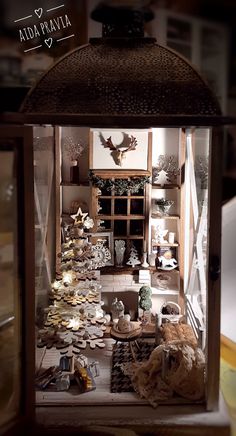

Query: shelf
left=96, top=215, right=145, bottom=220
left=152, top=184, right=180, bottom=190
left=156, top=267, right=179, bottom=273
left=151, top=288, right=179, bottom=296
left=152, top=242, right=179, bottom=247
left=91, top=169, right=151, bottom=177
left=61, top=182, right=89, bottom=187
left=151, top=214, right=179, bottom=220
left=98, top=196, right=145, bottom=199
left=99, top=284, right=179, bottom=295
left=113, top=236, right=144, bottom=240
left=101, top=265, right=155, bottom=274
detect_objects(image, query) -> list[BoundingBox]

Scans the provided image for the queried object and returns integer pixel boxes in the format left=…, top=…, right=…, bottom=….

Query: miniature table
left=110, top=322, right=142, bottom=361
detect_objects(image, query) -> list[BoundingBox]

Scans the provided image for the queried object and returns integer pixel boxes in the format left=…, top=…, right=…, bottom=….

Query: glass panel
left=0, top=145, right=21, bottom=427
left=34, top=127, right=54, bottom=326
left=184, top=128, right=210, bottom=346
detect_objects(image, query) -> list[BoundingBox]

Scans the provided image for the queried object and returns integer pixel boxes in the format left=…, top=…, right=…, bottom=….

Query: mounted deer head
left=103, top=134, right=138, bottom=167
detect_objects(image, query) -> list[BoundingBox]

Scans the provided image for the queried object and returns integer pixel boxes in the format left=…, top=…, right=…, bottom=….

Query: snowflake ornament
left=83, top=216, right=94, bottom=229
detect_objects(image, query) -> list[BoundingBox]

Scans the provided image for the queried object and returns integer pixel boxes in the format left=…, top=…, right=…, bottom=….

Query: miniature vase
left=141, top=252, right=149, bottom=268
left=70, top=160, right=80, bottom=184
left=115, top=240, right=126, bottom=267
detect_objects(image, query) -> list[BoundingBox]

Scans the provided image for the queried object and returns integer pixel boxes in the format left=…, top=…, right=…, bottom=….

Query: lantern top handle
left=91, top=1, right=154, bottom=38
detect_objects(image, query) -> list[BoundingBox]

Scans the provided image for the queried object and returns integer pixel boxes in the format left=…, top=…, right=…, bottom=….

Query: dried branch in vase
left=63, top=136, right=84, bottom=162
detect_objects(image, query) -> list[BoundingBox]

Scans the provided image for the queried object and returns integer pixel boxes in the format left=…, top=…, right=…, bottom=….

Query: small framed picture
left=87, top=232, right=114, bottom=266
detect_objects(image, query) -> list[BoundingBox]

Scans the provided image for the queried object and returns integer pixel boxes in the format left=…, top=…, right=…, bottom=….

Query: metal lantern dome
left=21, top=3, right=223, bottom=127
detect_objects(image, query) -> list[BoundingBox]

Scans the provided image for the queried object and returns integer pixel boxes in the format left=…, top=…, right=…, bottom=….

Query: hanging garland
left=89, top=171, right=150, bottom=196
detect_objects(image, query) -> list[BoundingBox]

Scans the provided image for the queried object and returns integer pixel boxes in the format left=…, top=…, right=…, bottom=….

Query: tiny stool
left=110, top=322, right=142, bottom=361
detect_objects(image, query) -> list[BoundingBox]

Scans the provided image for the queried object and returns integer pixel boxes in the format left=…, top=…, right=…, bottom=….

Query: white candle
left=143, top=239, right=147, bottom=253
left=168, top=232, right=175, bottom=244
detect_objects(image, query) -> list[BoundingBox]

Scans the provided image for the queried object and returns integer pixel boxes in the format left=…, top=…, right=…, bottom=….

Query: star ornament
left=70, top=207, right=88, bottom=226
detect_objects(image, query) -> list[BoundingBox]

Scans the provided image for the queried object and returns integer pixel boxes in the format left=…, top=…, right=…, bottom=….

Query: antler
left=103, top=134, right=138, bottom=167
left=105, top=136, right=117, bottom=151
left=123, top=135, right=137, bottom=153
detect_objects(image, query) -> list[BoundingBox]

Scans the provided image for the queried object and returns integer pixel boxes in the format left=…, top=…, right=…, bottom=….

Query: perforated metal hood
left=21, top=4, right=222, bottom=125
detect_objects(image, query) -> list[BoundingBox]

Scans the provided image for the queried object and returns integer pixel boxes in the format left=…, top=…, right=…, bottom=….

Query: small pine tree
left=126, top=245, right=141, bottom=268
left=154, top=169, right=170, bottom=187
left=139, top=286, right=152, bottom=321
left=59, top=210, right=97, bottom=281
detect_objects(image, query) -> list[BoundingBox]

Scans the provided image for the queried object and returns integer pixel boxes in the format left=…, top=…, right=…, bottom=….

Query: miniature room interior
left=35, top=124, right=210, bottom=407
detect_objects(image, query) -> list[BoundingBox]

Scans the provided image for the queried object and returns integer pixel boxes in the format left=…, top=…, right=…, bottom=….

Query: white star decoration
left=70, top=207, right=88, bottom=226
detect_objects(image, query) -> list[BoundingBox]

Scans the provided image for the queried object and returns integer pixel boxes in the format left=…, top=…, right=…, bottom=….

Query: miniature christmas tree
left=153, top=155, right=179, bottom=187
left=126, top=245, right=141, bottom=268
left=154, top=169, right=170, bottom=187
left=37, top=207, right=111, bottom=352
left=59, top=207, right=97, bottom=281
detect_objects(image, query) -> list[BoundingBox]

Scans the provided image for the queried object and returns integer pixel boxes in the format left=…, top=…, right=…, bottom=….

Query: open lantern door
left=0, top=126, right=35, bottom=435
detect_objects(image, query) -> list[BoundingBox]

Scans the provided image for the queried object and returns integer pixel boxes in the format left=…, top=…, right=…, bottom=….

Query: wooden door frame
left=0, top=126, right=35, bottom=433
left=206, top=127, right=223, bottom=411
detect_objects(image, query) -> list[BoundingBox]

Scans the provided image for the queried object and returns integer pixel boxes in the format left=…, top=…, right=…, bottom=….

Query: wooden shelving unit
left=152, top=242, right=179, bottom=247
left=151, top=214, right=180, bottom=220
left=149, top=128, right=185, bottom=310
left=95, top=215, right=145, bottom=220
left=152, top=184, right=180, bottom=190
left=99, top=195, right=145, bottom=199
left=113, top=235, right=144, bottom=240
left=91, top=178, right=149, bottom=259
